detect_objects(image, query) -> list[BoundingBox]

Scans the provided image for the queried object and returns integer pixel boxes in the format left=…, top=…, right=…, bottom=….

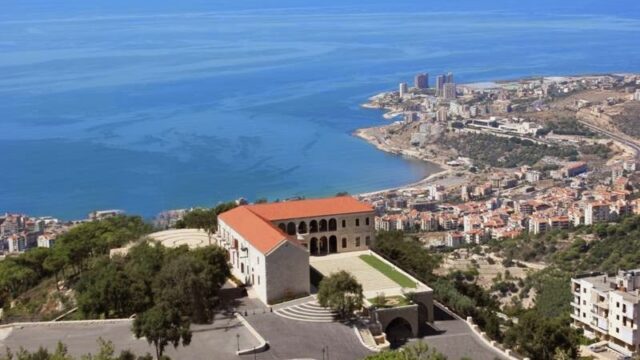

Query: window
left=617, top=302, right=620, bottom=308
left=583, top=288, right=587, bottom=293
left=241, top=263, right=244, bottom=273
left=583, top=312, right=586, bottom=318
left=616, top=327, right=619, bottom=333
left=258, top=276, right=260, bottom=285
left=355, top=219, right=360, bottom=227
left=365, top=217, right=370, bottom=226
left=617, top=315, right=620, bottom=320
left=342, top=220, right=346, bottom=228
left=342, top=238, right=347, bottom=248
left=257, top=256, right=260, bottom=264
left=583, top=300, right=586, bottom=305
left=355, top=237, right=361, bottom=247
left=623, top=304, right=627, bottom=312
left=329, top=218, right=337, bottom=231
left=365, top=236, right=370, bottom=246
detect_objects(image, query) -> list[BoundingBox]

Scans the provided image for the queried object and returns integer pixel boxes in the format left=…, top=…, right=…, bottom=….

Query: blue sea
left=1, top=0, right=640, bottom=219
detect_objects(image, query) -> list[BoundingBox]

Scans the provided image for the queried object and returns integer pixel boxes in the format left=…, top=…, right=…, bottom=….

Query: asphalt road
left=242, top=311, right=372, bottom=360
left=1, top=316, right=259, bottom=360
left=578, top=120, right=640, bottom=157
left=417, top=304, right=506, bottom=360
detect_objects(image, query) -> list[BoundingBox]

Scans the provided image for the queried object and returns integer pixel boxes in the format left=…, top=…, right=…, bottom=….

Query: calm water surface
left=1, top=0, right=640, bottom=218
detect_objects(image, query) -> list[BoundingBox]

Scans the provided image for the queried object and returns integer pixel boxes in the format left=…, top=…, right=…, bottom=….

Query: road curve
left=578, top=120, right=640, bottom=159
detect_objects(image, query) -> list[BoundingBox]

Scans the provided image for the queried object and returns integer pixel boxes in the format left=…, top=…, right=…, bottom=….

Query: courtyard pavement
left=310, top=251, right=405, bottom=298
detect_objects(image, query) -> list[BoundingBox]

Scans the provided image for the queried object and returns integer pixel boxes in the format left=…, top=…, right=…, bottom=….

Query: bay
left=1, top=0, right=639, bottom=219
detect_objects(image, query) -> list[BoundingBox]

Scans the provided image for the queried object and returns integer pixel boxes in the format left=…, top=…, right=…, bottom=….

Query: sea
left=1, top=0, right=640, bottom=219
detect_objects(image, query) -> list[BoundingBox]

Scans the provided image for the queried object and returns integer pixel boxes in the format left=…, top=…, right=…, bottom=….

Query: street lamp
left=236, top=334, right=240, bottom=352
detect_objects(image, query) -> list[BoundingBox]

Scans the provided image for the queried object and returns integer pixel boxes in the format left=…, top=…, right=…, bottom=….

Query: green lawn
left=359, top=254, right=416, bottom=288
left=368, top=295, right=412, bottom=308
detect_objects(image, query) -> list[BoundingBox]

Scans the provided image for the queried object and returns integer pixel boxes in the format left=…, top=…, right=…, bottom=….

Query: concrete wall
left=265, top=241, right=310, bottom=304
left=413, top=291, right=434, bottom=324
left=375, top=305, right=420, bottom=338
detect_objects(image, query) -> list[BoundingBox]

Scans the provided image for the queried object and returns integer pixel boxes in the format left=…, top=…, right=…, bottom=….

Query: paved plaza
left=310, top=251, right=409, bottom=297
left=0, top=315, right=259, bottom=360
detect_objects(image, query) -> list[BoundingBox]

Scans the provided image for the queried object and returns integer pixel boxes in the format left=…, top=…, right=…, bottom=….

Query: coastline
left=352, top=127, right=457, bottom=197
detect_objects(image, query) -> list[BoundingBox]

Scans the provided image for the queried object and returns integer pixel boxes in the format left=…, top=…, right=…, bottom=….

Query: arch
left=287, top=222, right=296, bottom=236
left=329, top=235, right=337, bottom=253
left=310, top=220, right=318, bottom=233
left=385, top=317, right=414, bottom=349
left=310, top=238, right=319, bottom=255
left=328, top=218, right=337, bottom=231
left=319, top=219, right=328, bottom=232
left=278, top=223, right=286, bottom=233
left=298, top=221, right=307, bottom=234
left=319, top=236, right=328, bottom=254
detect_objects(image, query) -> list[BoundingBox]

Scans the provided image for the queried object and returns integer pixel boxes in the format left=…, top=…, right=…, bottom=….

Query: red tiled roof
left=247, top=197, right=374, bottom=221
left=218, top=206, right=289, bottom=254
left=218, top=197, right=373, bottom=254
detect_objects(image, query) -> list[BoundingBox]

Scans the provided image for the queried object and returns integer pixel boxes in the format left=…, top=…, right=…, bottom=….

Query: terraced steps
left=275, top=301, right=337, bottom=323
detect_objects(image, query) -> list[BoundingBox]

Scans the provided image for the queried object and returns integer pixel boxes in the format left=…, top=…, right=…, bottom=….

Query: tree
left=317, top=270, right=363, bottom=318
left=132, top=303, right=191, bottom=360
left=0, top=339, right=153, bottom=360
left=178, top=203, right=237, bottom=245
left=504, top=311, right=579, bottom=360
left=364, top=341, right=447, bottom=360
left=178, top=209, right=217, bottom=244
left=43, top=251, right=67, bottom=291
left=76, top=257, right=148, bottom=318
left=152, top=247, right=229, bottom=323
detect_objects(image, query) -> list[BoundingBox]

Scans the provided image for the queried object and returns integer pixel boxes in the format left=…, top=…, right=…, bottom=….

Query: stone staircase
left=275, top=301, right=337, bottom=323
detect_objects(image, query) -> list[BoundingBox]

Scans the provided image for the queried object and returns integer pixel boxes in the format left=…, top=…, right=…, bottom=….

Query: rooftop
left=247, top=196, right=374, bottom=221
left=218, top=197, right=373, bottom=254
left=218, top=206, right=290, bottom=254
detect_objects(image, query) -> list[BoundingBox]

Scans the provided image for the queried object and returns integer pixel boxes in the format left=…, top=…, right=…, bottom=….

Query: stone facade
left=273, top=212, right=375, bottom=255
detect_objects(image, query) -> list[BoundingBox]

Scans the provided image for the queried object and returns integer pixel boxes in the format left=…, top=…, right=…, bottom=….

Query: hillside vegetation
left=439, top=133, right=578, bottom=168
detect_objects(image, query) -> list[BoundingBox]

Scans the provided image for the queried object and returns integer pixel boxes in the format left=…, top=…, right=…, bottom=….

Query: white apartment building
left=585, top=201, right=611, bottom=225
left=571, top=270, right=640, bottom=355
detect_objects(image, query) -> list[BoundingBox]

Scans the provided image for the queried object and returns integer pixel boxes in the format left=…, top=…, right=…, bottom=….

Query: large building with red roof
left=217, top=196, right=375, bottom=305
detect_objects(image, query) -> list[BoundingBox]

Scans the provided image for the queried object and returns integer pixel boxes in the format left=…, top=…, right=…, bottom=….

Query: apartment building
left=585, top=201, right=611, bottom=225
left=571, top=270, right=640, bottom=356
